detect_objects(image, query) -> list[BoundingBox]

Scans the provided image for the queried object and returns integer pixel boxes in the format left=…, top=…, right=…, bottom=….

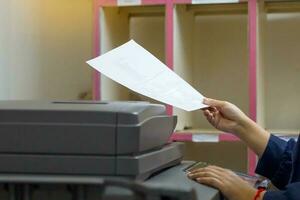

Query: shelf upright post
left=166, top=0, right=174, bottom=115
left=248, top=0, right=258, bottom=176
left=92, top=0, right=101, bottom=100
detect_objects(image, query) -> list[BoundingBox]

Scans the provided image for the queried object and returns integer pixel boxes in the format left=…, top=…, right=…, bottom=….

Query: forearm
left=236, top=119, right=270, bottom=158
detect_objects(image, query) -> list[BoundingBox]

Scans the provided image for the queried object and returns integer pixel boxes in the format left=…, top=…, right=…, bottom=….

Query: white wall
left=0, top=0, right=93, bottom=100
left=130, top=16, right=165, bottom=62
left=193, top=14, right=249, bottom=130
left=100, top=6, right=165, bottom=102
left=174, top=5, right=195, bottom=130
left=173, top=6, right=249, bottom=131
left=264, top=13, right=300, bottom=131
left=0, top=0, right=10, bottom=99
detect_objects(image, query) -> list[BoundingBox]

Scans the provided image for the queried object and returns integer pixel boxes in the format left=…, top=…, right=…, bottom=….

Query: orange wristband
left=254, top=188, right=265, bottom=200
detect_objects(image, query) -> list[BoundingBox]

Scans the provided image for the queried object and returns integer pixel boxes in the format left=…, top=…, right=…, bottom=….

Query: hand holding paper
left=87, top=40, right=207, bottom=111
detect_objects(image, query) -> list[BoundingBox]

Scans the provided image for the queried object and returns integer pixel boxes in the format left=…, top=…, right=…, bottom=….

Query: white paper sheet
left=86, top=40, right=207, bottom=111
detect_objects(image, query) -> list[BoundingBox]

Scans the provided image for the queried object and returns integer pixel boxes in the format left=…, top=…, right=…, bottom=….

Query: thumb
left=203, top=98, right=225, bottom=108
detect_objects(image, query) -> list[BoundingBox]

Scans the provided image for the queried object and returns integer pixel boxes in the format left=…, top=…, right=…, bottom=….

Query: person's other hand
left=202, top=98, right=251, bottom=136
left=187, top=165, right=261, bottom=200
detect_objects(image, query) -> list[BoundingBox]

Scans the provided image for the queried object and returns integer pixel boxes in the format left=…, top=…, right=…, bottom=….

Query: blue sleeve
left=263, top=182, right=300, bottom=200
left=255, top=135, right=297, bottom=189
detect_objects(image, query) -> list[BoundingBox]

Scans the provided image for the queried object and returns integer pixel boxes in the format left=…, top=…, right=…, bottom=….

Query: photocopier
left=0, top=101, right=220, bottom=200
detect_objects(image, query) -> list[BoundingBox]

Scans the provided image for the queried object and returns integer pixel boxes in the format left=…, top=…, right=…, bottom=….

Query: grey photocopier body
left=0, top=101, right=221, bottom=200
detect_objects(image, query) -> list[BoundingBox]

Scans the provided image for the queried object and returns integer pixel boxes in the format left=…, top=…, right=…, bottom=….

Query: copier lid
left=0, top=101, right=176, bottom=155
left=0, top=101, right=166, bottom=124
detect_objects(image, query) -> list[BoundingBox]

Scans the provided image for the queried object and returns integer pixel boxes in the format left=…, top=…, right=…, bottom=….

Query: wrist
left=245, top=187, right=257, bottom=200
left=235, top=117, right=256, bottom=137
left=235, top=116, right=270, bottom=157
left=234, top=186, right=256, bottom=200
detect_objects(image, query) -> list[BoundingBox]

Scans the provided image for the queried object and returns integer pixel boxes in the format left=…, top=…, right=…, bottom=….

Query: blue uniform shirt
left=256, top=134, right=300, bottom=200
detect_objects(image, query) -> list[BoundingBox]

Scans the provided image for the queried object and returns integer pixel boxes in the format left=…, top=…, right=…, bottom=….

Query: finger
left=206, top=166, right=237, bottom=179
left=196, top=177, right=224, bottom=190
left=203, top=106, right=218, bottom=113
left=189, top=166, right=225, bottom=177
left=202, top=107, right=215, bottom=115
left=203, top=110, right=214, bottom=120
left=204, top=109, right=222, bottom=126
left=204, top=107, right=220, bottom=118
left=204, top=113, right=213, bottom=123
left=203, top=109, right=211, bottom=116
left=207, top=165, right=230, bottom=173
left=203, top=98, right=226, bottom=108
left=210, top=106, right=218, bottom=112
left=206, top=114, right=215, bottom=125
left=212, top=110, right=219, bottom=118
left=206, top=114, right=217, bottom=126
left=188, top=170, right=224, bottom=181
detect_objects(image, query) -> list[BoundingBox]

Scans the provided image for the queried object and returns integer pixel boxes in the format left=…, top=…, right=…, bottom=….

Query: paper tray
left=0, top=143, right=184, bottom=181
